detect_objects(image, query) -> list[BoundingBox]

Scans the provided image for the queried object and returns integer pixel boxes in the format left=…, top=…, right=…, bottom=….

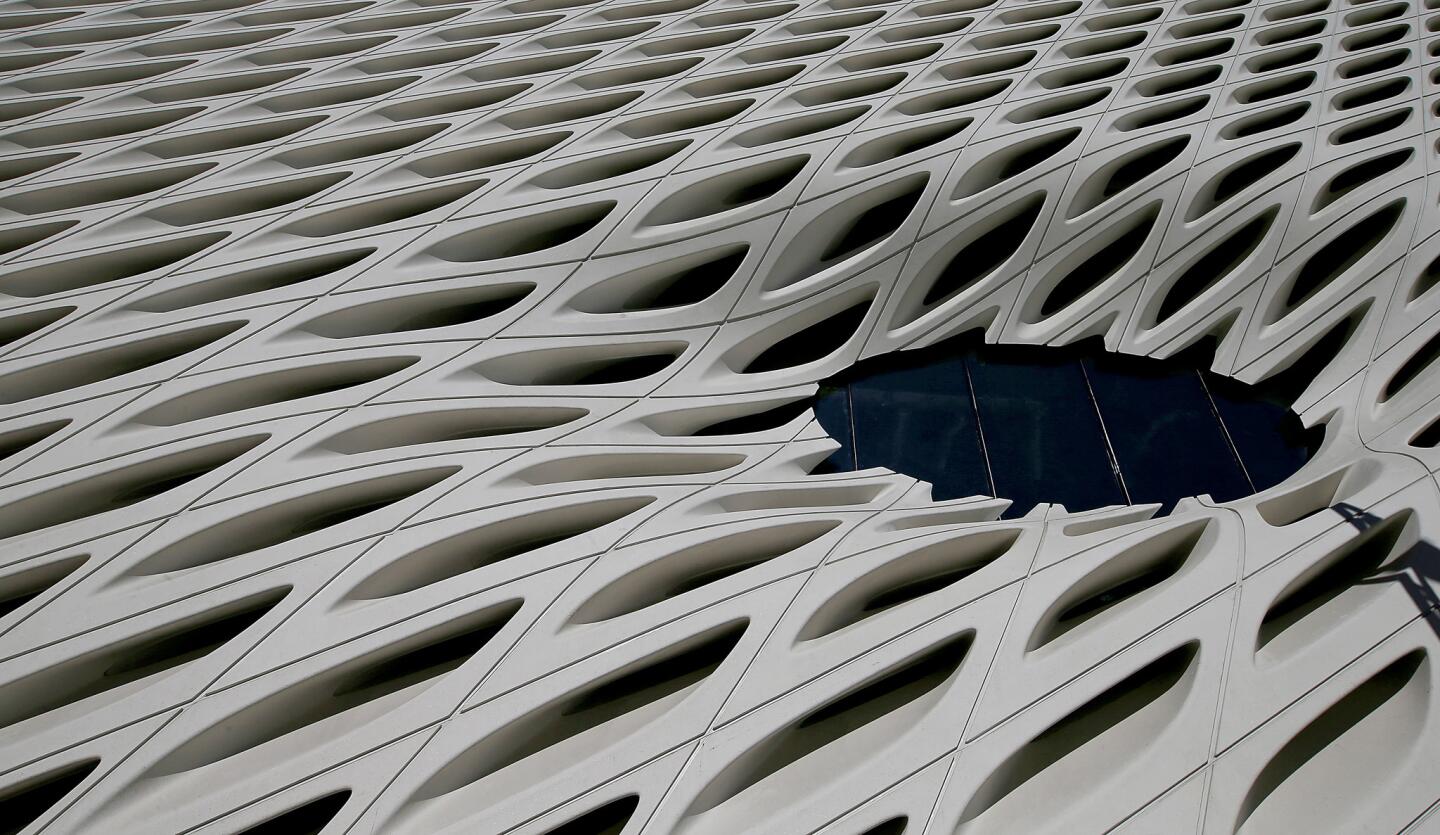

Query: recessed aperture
left=809, top=338, right=1318, bottom=517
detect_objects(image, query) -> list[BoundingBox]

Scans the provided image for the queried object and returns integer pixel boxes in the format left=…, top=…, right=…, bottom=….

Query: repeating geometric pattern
left=0, top=0, right=1438, bottom=830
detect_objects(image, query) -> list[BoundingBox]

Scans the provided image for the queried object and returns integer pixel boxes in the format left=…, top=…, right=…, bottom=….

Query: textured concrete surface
left=0, top=0, right=1438, bottom=831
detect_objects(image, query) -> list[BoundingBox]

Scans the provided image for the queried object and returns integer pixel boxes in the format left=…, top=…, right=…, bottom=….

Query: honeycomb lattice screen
left=0, top=0, right=1438, bottom=828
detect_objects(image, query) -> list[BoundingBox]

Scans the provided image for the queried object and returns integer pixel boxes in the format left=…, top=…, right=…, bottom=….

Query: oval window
left=812, top=339, right=1321, bottom=517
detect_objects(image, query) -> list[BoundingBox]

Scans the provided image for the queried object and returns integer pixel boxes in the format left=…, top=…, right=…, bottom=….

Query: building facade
left=0, top=0, right=1438, bottom=831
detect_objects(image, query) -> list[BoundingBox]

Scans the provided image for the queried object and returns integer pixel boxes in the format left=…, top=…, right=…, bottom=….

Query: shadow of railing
left=1332, top=502, right=1440, bottom=641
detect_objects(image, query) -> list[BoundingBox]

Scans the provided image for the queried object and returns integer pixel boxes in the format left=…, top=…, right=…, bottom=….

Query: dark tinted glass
left=966, top=347, right=1125, bottom=516
left=1084, top=355, right=1251, bottom=508
left=850, top=353, right=989, bottom=501
left=808, top=336, right=1314, bottom=517
left=1204, top=371, right=1321, bottom=490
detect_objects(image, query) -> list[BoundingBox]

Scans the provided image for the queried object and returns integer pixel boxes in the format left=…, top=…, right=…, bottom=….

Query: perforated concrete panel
left=0, top=0, right=1438, bottom=831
